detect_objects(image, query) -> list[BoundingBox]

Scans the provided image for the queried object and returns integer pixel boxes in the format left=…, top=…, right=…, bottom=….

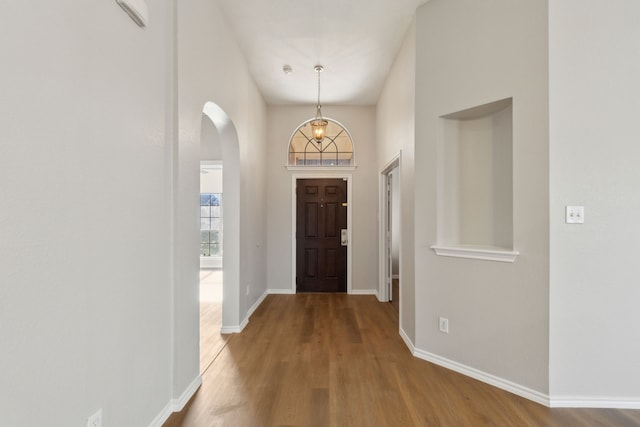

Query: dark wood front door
left=296, top=179, right=347, bottom=293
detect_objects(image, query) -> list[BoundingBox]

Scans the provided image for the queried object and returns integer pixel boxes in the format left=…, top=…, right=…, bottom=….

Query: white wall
left=0, top=0, right=268, bottom=424
left=266, top=106, right=378, bottom=294
left=549, top=0, right=640, bottom=404
left=0, top=1, right=174, bottom=425
left=376, top=22, right=416, bottom=342
left=200, top=168, right=223, bottom=194
left=200, top=116, right=222, bottom=160
left=414, top=0, right=550, bottom=395
left=176, top=0, right=268, bottom=400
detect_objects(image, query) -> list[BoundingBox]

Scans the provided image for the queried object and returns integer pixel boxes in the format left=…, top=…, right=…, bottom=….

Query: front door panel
left=296, top=179, right=347, bottom=293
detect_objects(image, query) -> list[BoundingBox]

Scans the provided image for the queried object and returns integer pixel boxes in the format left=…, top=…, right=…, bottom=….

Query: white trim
left=431, top=245, right=519, bottom=263
left=349, top=289, right=378, bottom=295
left=200, top=160, right=223, bottom=167
left=268, top=288, right=296, bottom=295
left=172, top=376, right=203, bottom=412
left=149, top=404, right=172, bottom=427
left=286, top=166, right=357, bottom=172
left=381, top=154, right=402, bottom=177
left=408, top=341, right=640, bottom=409
left=149, top=376, right=202, bottom=427
left=549, top=397, right=640, bottom=409
left=220, top=317, right=248, bottom=334
left=291, top=173, right=353, bottom=294
left=247, top=291, right=268, bottom=318
left=378, top=173, right=388, bottom=302
left=200, top=256, right=222, bottom=269
left=220, top=291, right=270, bottom=334
left=379, top=153, right=401, bottom=304
left=413, top=348, right=550, bottom=407
left=399, top=327, right=414, bottom=354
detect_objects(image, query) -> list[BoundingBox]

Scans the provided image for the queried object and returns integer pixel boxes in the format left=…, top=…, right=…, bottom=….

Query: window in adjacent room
left=200, top=193, right=222, bottom=258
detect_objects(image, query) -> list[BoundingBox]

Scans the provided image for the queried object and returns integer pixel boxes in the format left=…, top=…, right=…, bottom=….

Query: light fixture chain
left=311, top=65, right=328, bottom=144
left=317, top=67, right=321, bottom=109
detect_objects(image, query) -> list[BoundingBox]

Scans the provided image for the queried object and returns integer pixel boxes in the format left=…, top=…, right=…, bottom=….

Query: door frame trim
left=379, top=152, right=401, bottom=303
left=291, top=172, right=353, bottom=294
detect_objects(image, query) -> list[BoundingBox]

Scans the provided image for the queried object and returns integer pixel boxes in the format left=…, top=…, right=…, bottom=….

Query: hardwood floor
left=199, top=269, right=229, bottom=373
left=390, top=279, right=399, bottom=314
left=165, top=294, right=640, bottom=427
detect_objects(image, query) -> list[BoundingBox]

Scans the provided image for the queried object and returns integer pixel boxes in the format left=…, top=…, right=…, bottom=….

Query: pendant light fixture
left=310, top=65, right=328, bottom=143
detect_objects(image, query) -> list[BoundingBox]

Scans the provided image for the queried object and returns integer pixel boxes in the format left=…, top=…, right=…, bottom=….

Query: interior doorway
left=199, top=120, right=225, bottom=373
left=198, top=102, right=241, bottom=378
left=201, top=102, right=241, bottom=332
left=380, top=155, right=401, bottom=315
left=199, top=162, right=227, bottom=373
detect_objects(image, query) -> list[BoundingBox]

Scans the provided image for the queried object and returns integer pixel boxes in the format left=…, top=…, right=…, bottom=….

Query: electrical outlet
left=87, top=409, right=102, bottom=427
left=439, top=317, right=449, bottom=334
left=566, top=206, right=585, bottom=224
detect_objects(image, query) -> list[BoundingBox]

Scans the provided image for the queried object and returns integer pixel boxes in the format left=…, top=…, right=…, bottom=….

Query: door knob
left=341, top=229, right=348, bottom=246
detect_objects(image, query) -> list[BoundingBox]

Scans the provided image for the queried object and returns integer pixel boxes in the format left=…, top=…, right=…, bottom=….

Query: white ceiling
left=216, top=0, right=427, bottom=106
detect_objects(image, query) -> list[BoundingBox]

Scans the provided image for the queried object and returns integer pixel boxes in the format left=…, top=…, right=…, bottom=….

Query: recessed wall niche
left=432, top=98, right=518, bottom=262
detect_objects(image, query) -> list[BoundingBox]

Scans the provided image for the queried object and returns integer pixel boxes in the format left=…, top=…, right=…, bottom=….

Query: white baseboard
left=150, top=403, right=172, bottom=427
left=349, top=289, right=378, bottom=295
left=549, top=397, right=640, bottom=409
left=399, top=327, right=415, bottom=354
left=220, top=291, right=270, bottom=334
left=413, top=348, right=550, bottom=407
left=392, top=274, right=400, bottom=279
left=149, top=376, right=202, bottom=427
left=412, top=348, right=640, bottom=409
left=199, top=257, right=222, bottom=269
left=221, top=318, right=248, bottom=334
left=268, top=288, right=295, bottom=294
left=247, top=291, right=268, bottom=318
left=172, top=376, right=203, bottom=411
left=403, top=333, right=640, bottom=409
left=267, top=289, right=378, bottom=296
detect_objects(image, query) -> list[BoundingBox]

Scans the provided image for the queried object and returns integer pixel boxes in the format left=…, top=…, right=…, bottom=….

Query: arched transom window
left=288, top=118, right=354, bottom=166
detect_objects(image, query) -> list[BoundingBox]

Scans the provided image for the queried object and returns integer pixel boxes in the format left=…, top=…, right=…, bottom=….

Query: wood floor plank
left=199, top=270, right=229, bottom=374
left=165, top=294, right=640, bottom=427
left=200, top=300, right=230, bottom=373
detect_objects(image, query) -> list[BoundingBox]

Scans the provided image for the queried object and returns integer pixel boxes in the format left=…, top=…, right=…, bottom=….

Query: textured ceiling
left=216, top=0, right=427, bottom=106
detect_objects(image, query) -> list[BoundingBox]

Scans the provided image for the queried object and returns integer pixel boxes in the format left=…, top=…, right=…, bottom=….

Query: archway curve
left=202, top=102, right=241, bottom=331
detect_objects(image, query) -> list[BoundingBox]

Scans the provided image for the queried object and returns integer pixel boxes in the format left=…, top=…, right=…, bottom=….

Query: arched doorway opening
left=201, top=102, right=241, bottom=340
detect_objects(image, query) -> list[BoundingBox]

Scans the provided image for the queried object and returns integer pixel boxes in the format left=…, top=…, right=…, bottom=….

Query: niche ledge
left=431, top=245, right=519, bottom=263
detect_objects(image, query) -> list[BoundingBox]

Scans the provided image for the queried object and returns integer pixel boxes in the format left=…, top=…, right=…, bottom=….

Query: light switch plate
left=87, top=409, right=102, bottom=427
left=566, top=206, right=584, bottom=224
left=438, top=317, right=449, bottom=334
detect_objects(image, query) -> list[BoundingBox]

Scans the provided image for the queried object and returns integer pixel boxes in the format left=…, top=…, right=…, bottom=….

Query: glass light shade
left=310, top=118, right=328, bottom=142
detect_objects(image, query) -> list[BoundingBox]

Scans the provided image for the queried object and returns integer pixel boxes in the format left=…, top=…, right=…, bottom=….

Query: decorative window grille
left=288, top=119, right=354, bottom=166
left=200, top=193, right=222, bottom=257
